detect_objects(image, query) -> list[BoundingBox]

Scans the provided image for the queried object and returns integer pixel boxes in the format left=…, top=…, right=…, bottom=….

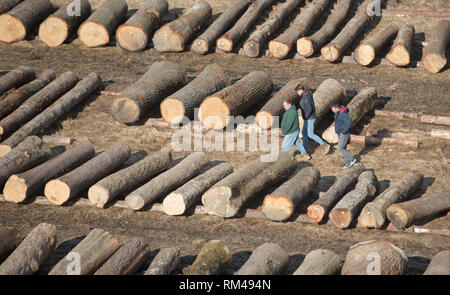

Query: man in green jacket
left=281, top=98, right=311, bottom=160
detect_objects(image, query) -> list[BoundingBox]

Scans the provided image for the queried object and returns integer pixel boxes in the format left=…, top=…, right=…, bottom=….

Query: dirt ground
left=0, top=0, right=449, bottom=275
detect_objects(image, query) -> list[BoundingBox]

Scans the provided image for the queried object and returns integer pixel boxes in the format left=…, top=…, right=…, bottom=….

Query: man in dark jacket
left=281, top=98, right=310, bottom=161
left=331, top=103, right=356, bottom=168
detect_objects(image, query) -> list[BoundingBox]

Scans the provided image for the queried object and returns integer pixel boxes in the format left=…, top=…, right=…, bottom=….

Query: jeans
left=282, top=130, right=307, bottom=155
left=337, top=133, right=354, bottom=163
left=302, top=118, right=325, bottom=149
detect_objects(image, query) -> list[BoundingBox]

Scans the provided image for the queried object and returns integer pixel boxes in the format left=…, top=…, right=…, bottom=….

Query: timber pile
left=422, top=19, right=450, bottom=73
left=183, top=240, right=231, bottom=275
left=152, top=1, right=212, bottom=52
left=235, top=243, right=289, bottom=275
left=0, top=66, right=35, bottom=97
left=354, top=25, right=399, bottom=66
left=293, top=249, right=343, bottom=275
left=385, top=24, right=415, bottom=67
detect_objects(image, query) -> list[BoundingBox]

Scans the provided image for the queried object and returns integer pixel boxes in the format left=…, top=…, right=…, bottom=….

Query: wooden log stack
left=385, top=24, right=415, bottom=67
left=183, top=240, right=231, bottom=275
left=0, top=66, right=35, bottom=97
left=422, top=19, right=450, bottom=73
left=235, top=243, right=289, bottom=275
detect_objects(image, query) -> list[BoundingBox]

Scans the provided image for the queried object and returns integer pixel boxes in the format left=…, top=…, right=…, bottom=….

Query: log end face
left=243, top=40, right=260, bottom=58
left=38, top=16, right=69, bottom=48
left=44, top=180, right=71, bottom=205
left=0, top=145, right=12, bottom=157
left=269, top=40, right=290, bottom=60
left=125, top=194, right=145, bottom=211
left=329, top=208, right=351, bottom=229
left=307, top=205, right=325, bottom=223
left=0, top=14, right=26, bottom=43
left=358, top=205, right=386, bottom=229
left=78, top=21, right=110, bottom=48
left=262, top=195, right=293, bottom=222
left=216, top=37, right=233, bottom=53
left=296, top=38, right=314, bottom=57
left=88, top=185, right=110, bottom=208
left=198, top=97, right=229, bottom=129
left=255, top=111, right=274, bottom=130
left=385, top=205, right=408, bottom=230
left=386, top=45, right=411, bottom=66
left=162, top=193, right=186, bottom=215
left=160, top=98, right=185, bottom=124
left=116, top=25, right=148, bottom=52
left=191, top=37, right=208, bottom=54
left=201, top=187, right=236, bottom=218
left=422, top=53, right=447, bottom=74
left=322, top=127, right=339, bottom=144
left=354, top=45, right=375, bottom=66
left=3, top=175, right=28, bottom=204
left=152, top=26, right=184, bottom=52
left=111, top=97, right=141, bottom=124
left=321, top=45, right=340, bottom=62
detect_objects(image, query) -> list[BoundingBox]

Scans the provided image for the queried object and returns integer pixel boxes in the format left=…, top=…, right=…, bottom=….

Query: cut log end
left=160, top=97, right=186, bottom=124
left=78, top=21, right=110, bottom=48
left=0, top=14, right=26, bottom=43
left=216, top=37, right=233, bottom=53
left=422, top=53, right=447, bottom=74
left=358, top=205, right=385, bottom=228
left=307, top=204, right=325, bottom=223
left=162, top=193, right=186, bottom=215
left=385, top=205, right=409, bottom=229
left=44, top=179, right=71, bottom=205
left=88, top=184, right=110, bottom=208
left=386, top=44, right=411, bottom=66
left=111, top=97, right=141, bottom=124
left=321, top=45, right=340, bottom=62
left=38, top=16, right=69, bottom=48
left=199, top=96, right=230, bottom=129
left=116, top=25, right=148, bottom=52
left=329, top=208, right=352, bottom=229
left=0, top=144, right=12, bottom=157
left=153, top=26, right=184, bottom=52
left=243, top=40, right=260, bottom=58
left=3, top=175, right=28, bottom=204
left=125, top=194, right=145, bottom=211
left=296, top=37, right=314, bottom=57
left=201, top=186, right=236, bottom=218
left=262, top=195, right=294, bottom=222
left=255, top=111, right=274, bottom=130
left=269, top=41, right=290, bottom=60
left=354, top=44, right=375, bottom=66
left=192, top=37, right=209, bottom=54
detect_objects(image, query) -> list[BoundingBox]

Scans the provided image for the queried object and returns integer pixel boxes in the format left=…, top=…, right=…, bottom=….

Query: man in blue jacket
left=331, top=103, right=356, bottom=168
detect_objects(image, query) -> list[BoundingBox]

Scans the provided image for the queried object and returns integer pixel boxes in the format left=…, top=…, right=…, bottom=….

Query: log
left=116, top=0, right=168, bottom=52
left=125, top=152, right=210, bottom=210
left=0, top=223, right=56, bottom=275
left=0, top=0, right=53, bottom=43
left=386, top=191, right=450, bottom=230
left=262, top=166, right=320, bottom=221
left=49, top=228, right=120, bottom=275
left=198, top=71, right=273, bottom=129
left=423, top=250, right=450, bottom=275
left=0, top=0, right=23, bottom=14
left=293, top=249, right=343, bottom=275
left=235, top=243, right=289, bottom=275
left=385, top=24, right=415, bottom=67
left=94, top=237, right=152, bottom=275
left=255, top=78, right=307, bottom=130
left=349, top=134, right=420, bottom=149
left=422, top=20, right=450, bottom=73
left=38, top=0, right=91, bottom=47
left=0, top=72, right=100, bottom=155
left=0, top=66, right=35, bottom=97
left=0, top=69, right=55, bottom=120
left=183, top=240, right=231, bottom=275
left=269, top=0, right=330, bottom=60
left=202, top=151, right=296, bottom=218
left=42, top=135, right=74, bottom=145
left=0, top=225, right=19, bottom=263
left=0, top=136, right=50, bottom=188
left=341, top=240, right=408, bottom=275
left=89, top=147, right=172, bottom=208
left=354, top=24, right=399, bottom=66
left=322, top=87, right=378, bottom=144
left=296, top=0, right=352, bottom=57
left=160, top=64, right=230, bottom=125
left=77, top=0, right=128, bottom=48
left=329, top=170, right=379, bottom=229
left=431, top=129, right=450, bottom=140
left=111, top=61, right=187, bottom=124
left=0, top=71, right=79, bottom=138
left=4, top=142, right=95, bottom=203
left=358, top=171, right=424, bottom=229
left=307, top=163, right=366, bottom=223
left=152, top=1, right=212, bottom=52
left=163, top=162, right=233, bottom=216
left=192, top=0, right=253, bottom=54
left=421, top=115, right=450, bottom=126
left=44, top=142, right=131, bottom=205
left=144, top=247, right=181, bottom=275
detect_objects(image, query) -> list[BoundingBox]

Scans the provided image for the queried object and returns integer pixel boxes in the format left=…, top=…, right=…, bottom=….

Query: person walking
left=331, top=103, right=357, bottom=168
left=281, top=98, right=311, bottom=161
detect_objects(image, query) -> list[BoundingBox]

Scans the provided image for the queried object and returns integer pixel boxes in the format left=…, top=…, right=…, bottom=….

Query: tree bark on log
left=422, top=20, right=450, bottom=73
left=297, top=0, right=352, bottom=57
left=163, top=162, right=233, bottom=216
left=183, top=240, right=232, bottom=275
left=423, top=250, right=450, bottom=275
left=307, top=163, right=366, bottom=223
left=160, top=64, right=229, bottom=124
left=431, top=129, right=450, bottom=140
left=255, top=78, right=307, bottom=130
left=358, top=171, right=424, bottom=229
left=199, top=71, right=273, bottom=129
left=349, top=134, right=419, bottom=149
left=42, top=135, right=74, bottom=145
left=0, top=0, right=53, bottom=43
left=216, top=0, right=276, bottom=53
left=385, top=23, right=415, bottom=67
left=126, top=152, right=210, bottom=210
left=0, top=72, right=101, bottom=155
left=386, top=191, right=450, bottom=230
left=329, top=170, right=379, bottom=229
left=202, top=151, right=296, bottom=218
left=341, top=240, right=408, bottom=275
left=293, top=249, right=343, bottom=275
left=0, top=0, right=23, bottom=14
left=0, top=225, right=19, bottom=264
left=38, top=0, right=91, bottom=47
left=94, top=237, right=152, bottom=275
left=89, top=146, right=172, bottom=208
left=0, top=223, right=56, bottom=275
left=49, top=228, right=120, bottom=275
left=116, top=0, right=168, bottom=52
left=269, top=0, right=330, bottom=60
left=0, top=69, right=55, bottom=120
left=152, top=1, right=212, bottom=52
left=45, top=143, right=131, bottom=205
left=192, top=0, right=253, bottom=54
left=144, top=247, right=181, bottom=275
left=235, top=243, right=289, bottom=275
left=111, top=61, right=187, bottom=124
left=0, top=71, right=79, bottom=138
left=243, top=0, right=302, bottom=58
left=0, top=136, right=50, bottom=188
left=354, top=24, right=399, bottom=66
left=4, top=141, right=95, bottom=203
left=77, top=0, right=128, bottom=48
left=322, top=87, right=378, bottom=144
left=0, top=66, right=35, bottom=98
left=262, top=166, right=320, bottom=221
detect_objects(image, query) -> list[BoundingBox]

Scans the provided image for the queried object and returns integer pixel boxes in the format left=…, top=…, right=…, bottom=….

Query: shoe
left=296, top=154, right=311, bottom=161
left=347, top=159, right=357, bottom=168
left=321, top=143, right=332, bottom=155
